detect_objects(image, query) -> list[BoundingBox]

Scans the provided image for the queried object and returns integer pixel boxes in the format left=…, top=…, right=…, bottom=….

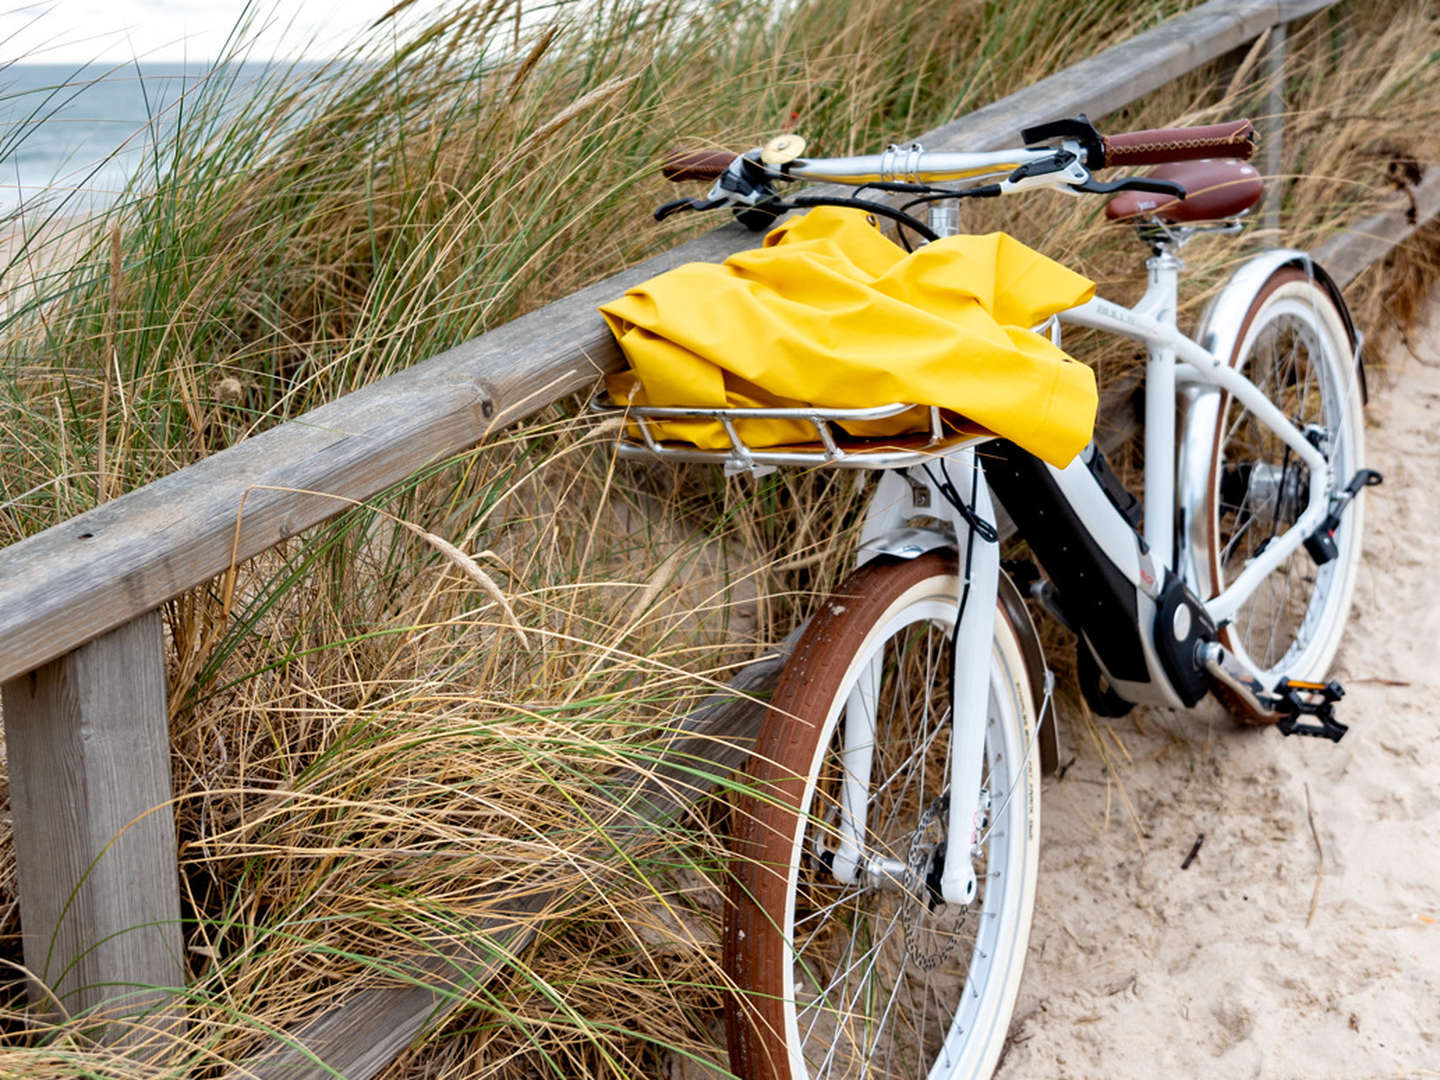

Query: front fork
left=938, top=476, right=999, bottom=905
left=832, top=447, right=999, bottom=906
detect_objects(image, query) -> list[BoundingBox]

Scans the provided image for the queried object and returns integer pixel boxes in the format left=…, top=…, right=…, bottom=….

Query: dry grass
left=0, top=0, right=1435, bottom=1075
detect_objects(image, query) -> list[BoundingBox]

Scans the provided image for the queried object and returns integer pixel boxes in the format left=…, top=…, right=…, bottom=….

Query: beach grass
left=0, top=0, right=1436, bottom=1074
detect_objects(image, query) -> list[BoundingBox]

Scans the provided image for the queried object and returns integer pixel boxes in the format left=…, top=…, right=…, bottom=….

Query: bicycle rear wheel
left=1201, top=268, right=1365, bottom=685
left=724, top=552, right=1040, bottom=1080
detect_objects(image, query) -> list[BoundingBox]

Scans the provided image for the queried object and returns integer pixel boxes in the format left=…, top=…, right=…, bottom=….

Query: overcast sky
left=0, top=1, right=423, bottom=64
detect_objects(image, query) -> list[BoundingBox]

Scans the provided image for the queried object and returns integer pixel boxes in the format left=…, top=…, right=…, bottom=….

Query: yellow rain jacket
left=601, top=207, right=1097, bottom=467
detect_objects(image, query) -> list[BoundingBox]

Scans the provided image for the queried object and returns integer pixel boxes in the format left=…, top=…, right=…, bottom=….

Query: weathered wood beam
left=0, top=0, right=1332, bottom=688
left=0, top=224, right=750, bottom=688
left=920, top=0, right=1328, bottom=155
left=1313, top=169, right=1440, bottom=288
left=0, top=612, right=184, bottom=1042
left=1262, top=22, right=1288, bottom=233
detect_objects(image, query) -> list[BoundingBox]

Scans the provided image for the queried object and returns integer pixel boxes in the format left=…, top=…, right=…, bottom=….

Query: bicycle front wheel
left=724, top=552, right=1040, bottom=1080
left=1201, top=268, right=1366, bottom=684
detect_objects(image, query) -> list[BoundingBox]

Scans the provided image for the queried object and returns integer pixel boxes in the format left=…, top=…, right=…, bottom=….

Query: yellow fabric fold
left=601, top=206, right=1098, bottom=467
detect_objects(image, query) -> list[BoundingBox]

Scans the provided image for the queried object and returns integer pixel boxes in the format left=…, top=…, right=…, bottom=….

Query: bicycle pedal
left=1273, top=678, right=1348, bottom=743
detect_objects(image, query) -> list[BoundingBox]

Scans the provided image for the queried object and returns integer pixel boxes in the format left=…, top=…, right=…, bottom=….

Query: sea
left=0, top=62, right=309, bottom=216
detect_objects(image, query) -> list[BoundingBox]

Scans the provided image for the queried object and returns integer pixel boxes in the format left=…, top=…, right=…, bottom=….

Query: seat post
left=1138, top=223, right=1194, bottom=256
left=1141, top=246, right=1182, bottom=568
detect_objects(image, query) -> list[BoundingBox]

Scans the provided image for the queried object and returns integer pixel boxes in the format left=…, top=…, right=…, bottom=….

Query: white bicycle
left=599, top=114, right=1377, bottom=1080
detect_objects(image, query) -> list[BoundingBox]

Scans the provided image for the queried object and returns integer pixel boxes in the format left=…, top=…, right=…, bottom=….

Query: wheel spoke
left=801, top=905, right=905, bottom=1059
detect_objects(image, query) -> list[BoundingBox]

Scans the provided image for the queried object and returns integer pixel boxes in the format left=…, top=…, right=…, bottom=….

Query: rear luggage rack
left=589, top=394, right=989, bottom=475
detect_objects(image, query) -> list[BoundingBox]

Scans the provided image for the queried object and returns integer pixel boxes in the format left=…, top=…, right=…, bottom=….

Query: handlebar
left=654, top=116, right=1255, bottom=233
left=660, top=118, right=1256, bottom=186
left=1099, top=119, right=1256, bottom=167
left=660, top=148, right=737, bottom=182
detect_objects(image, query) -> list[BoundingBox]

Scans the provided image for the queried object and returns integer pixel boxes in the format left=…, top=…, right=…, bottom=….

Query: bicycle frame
left=1064, top=251, right=1334, bottom=626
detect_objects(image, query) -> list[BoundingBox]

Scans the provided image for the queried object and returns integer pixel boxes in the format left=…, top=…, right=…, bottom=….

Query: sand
left=994, top=291, right=1440, bottom=1080
left=0, top=213, right=94, bottom=316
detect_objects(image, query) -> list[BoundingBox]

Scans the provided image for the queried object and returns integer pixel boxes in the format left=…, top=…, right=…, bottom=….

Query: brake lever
left=1068, top=176, right=1187, bottom=199
left=654, top=196, right=728, bottom=222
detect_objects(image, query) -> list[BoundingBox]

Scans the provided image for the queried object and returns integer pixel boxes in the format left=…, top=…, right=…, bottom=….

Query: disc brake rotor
left=901, top=795, right=967, bottom=970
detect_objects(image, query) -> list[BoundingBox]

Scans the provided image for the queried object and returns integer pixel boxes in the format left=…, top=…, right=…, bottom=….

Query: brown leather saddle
left=1104, top=158, right=1263, bottom=224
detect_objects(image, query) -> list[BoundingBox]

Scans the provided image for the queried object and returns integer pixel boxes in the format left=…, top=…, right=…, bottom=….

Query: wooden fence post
left=1, top=610, right=184, bottom=1044
left=1263, top=20, right=1288, bottom=233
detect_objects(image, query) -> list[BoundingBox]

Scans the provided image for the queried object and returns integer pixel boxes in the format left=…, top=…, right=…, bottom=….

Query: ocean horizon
left=0, top=61, right=325, bottom=216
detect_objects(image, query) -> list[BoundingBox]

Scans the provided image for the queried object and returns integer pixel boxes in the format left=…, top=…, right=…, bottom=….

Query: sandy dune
left=996, top=292, right=1440, bottom=1079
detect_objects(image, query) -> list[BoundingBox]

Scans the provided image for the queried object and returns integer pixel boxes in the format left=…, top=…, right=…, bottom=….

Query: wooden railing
left=0, top=0, right=1434, bottom=1073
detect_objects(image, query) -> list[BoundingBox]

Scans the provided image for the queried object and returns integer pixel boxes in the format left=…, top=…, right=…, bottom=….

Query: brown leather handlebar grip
left=1101, top=119, right=1257, bottom=167
left=660, top=148, right=737, bottom=182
